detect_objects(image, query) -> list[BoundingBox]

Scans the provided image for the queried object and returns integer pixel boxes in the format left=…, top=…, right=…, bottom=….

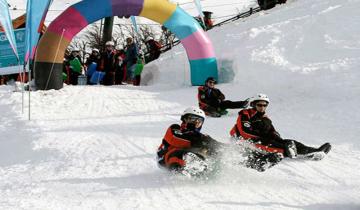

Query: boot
left=317, top=142, right=332, bottom=154
left=285, top=140, right=297, bottom=158
left=299, top=143, right=331, bottom=161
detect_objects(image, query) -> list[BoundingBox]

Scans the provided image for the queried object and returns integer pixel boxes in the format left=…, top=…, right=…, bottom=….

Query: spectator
left=257, top=0, right=287, bottom=10
left=85, top=48, right=101, bottom=84
left=63, top=49, right=71, bottom=84
left=203, top=11, right=214, bottom=30
left=114, top=46, right=126, bottom=85
left=85, top=48, right=101, bottom=67
left=99, top=41, right=116, bottom=85
left=145, top=37, right=162, bottom=63
left=68, top=48, right=83, bottom=85
left=124, top=37, right=139, bottom=83
left=0, top=75, right=6, bottom=85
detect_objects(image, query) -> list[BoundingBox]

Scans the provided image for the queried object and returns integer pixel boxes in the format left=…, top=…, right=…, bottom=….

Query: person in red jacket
left=230, top=93, right=331, bottom=160
left=157, top=107, right=223, bottom=175
left=198, top=77, right=249, bottom=117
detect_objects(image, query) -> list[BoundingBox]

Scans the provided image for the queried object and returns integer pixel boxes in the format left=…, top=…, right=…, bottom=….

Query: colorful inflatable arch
left=35, top=0, right=218, bottom=90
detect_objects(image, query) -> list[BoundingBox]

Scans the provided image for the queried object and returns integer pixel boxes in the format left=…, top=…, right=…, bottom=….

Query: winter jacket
left=85, top=54, right=101, bottom=67
left=124, top=43, right=139, bottom=67
left=230, top=108, right=284, bottom=154
left=230, top=108, right=282, bottom=143
left=198, top=86, right=225, bottom=110
left=157, top=124, right=221, bottom=167
left=99, top=50, right=116, bottom=73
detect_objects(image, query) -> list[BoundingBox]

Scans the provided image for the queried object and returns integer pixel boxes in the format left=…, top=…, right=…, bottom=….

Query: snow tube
left=90, top=71, right=105, bottom=84
left=34, top=0, right=218, bottom=90
left=86, top=63, right=97, bottom=77
left=69, top=58, right=82, bottom=73
left=62, top=72, right=67, bottom=81
left=134, top=60, right=144, bottom=76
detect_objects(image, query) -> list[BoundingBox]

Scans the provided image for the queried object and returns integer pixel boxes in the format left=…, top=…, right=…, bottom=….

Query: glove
left=241, top=98, right=250, bottom=108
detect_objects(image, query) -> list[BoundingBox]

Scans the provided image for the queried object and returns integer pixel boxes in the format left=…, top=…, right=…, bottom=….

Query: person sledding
left=198, top=77, right=249, bottom=117
left=157, top=107, right=224, bottom=177
left=230, top=93, right=332, bottom=164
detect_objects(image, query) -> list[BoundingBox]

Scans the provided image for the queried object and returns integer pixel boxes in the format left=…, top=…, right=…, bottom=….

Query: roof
left=0, top=14, right=47, bottom=33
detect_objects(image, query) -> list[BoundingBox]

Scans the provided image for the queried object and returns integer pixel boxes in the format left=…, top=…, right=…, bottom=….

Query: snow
left=1, top=0, right=360, bottom=209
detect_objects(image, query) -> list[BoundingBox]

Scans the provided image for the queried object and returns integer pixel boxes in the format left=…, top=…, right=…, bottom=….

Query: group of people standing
left=64, top=36, right=162, bottom=86
left=157, top=77, right=331, bottom=175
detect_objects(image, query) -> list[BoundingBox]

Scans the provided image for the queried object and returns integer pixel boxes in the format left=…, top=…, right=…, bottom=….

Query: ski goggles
left=256, top=103, right=268, bottom=107
left=184, top=114, right=204, bottom=125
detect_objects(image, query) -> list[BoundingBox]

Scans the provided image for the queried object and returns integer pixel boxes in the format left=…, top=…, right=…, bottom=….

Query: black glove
left=241, top=98, right=250, bottom=108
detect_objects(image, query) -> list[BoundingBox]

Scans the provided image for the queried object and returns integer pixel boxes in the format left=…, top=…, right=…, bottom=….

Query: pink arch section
left=180, top=30, right=216, bottom=60
left=47, top=7, right=89, bottom=41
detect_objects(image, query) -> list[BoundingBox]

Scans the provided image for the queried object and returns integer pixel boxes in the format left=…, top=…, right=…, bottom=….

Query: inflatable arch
left=35, top=0, right=218, bottom=90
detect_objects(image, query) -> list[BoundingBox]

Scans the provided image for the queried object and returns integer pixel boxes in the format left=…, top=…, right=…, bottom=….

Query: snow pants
left=259, top=138, right=319, bottom=157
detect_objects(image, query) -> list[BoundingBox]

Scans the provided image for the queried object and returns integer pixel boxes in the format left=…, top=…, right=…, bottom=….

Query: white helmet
left=92, top=48, right=99, bottom=53
left=72, top=48, right=80, bottom=52
left=181, top=106, right=205, bottom=121
left=105, top=41, right=114, bottom=46
left=146, top=37, right=154, bottom=42
left=250, top=93, right=270, bottom=106
left=115, top=45, right=122, bottom=51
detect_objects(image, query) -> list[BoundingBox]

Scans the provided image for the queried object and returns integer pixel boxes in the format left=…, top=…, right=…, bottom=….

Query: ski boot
left=318, top=142, right=332, bottom=154
left=302, top=142, right=331, bottom=161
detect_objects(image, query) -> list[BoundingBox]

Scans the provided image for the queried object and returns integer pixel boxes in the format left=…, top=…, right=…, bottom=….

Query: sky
left=6, top=0, right=258, bottom=24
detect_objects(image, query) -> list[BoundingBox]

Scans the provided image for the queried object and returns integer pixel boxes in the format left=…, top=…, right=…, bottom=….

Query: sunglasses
left=256, top=103, right=268, bottom=107
left=208, top=81, right=216, bottom=84
left=185, top=115, right=204, bottom=124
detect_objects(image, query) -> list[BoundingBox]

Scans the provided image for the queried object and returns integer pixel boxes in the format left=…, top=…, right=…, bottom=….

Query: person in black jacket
left=85, top=48, right=101, bottom=84
left=99, top=41, right=116, bottom=85
left=145, top=37, right=162, bottom=63
left=198, top=77, right=249, bottom=117
left=85, top=48, right=101, bottom=67
left=230, top=93, right=332, bottom=161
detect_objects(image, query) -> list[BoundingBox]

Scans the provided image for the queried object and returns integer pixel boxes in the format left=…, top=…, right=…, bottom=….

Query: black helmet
left=205, top=77, right=216, bottom=85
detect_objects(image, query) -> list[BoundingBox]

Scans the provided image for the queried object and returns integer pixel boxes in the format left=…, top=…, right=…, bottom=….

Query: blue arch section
left=163, top=7, right=203, bottom=40
left=189, top=58, right=218, bottom=85
left=72, top=0, right=113, bottom=23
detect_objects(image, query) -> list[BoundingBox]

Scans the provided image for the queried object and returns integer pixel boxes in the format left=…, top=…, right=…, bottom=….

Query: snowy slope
left=1, top=0, right=360, bottom=209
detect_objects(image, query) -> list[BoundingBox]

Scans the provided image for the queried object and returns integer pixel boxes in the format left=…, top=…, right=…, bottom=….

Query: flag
left=130, top=16, right=138, bottom=34
left=194, top=0, right=205, bottom=19
left=24, top=0, right=53, bottom=63
left=0, top=0, right=19, bottom=59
